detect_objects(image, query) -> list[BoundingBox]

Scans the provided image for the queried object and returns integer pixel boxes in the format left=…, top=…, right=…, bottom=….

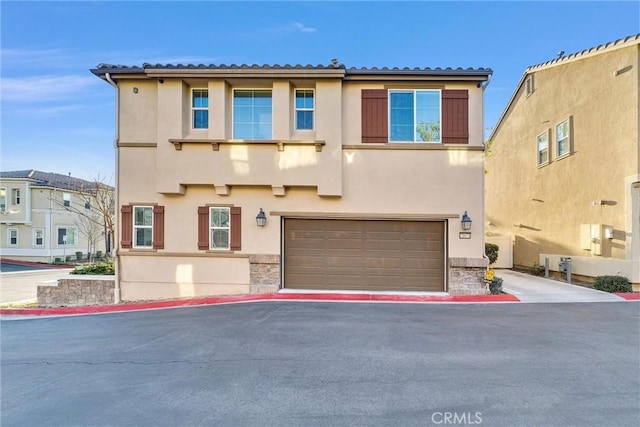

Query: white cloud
left=0, top=48, right=72, bottom=67
left=268, top=22, right=318, bottom=36
left=6, top=104, right=84, bottom=118
left=290, top=22, right=317, bottom=33
left=0, top=75, right=101, bottom=102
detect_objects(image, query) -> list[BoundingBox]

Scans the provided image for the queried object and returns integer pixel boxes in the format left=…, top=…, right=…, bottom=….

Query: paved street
left=2, top=301, right=639, bottom=426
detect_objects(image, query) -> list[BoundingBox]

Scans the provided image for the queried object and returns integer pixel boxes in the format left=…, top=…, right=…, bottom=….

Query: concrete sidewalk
left=1, top=269, right=74, bottom=304
left=497, top=269, right=626, bottom=303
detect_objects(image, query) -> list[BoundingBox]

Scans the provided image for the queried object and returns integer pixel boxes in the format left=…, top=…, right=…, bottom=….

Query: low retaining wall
left=448, top=257, right=489, bottom=295
left=37, top=275, right=115, bottom=307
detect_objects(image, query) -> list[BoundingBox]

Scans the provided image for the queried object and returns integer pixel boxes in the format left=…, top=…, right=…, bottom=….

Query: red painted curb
left=0, top=293, right=521, bottom=316
left=614, top=292, right=640, bottom=300
left=1, top=259, right=74, bottom=269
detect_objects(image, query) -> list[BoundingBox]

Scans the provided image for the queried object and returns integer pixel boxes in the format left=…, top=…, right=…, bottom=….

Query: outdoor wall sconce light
left=461, top=211, right=472, bottom=230
left=256, top=208, right=267, bottom=227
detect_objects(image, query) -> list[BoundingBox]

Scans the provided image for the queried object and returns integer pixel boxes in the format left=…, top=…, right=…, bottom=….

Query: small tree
left=76, top=211, right=102, bottom=261
left=485, top=243, right=499, bottom=265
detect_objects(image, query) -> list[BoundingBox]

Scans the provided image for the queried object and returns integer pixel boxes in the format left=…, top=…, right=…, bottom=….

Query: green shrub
left=532, top=262, right=545, bottom=276
left=71, top=262, right=115, bottom=275
left=485, top=243, right=499, bottom=265
left=593, top=275, right=632, bottom=293
left=489, top=277, right=503, bottom=295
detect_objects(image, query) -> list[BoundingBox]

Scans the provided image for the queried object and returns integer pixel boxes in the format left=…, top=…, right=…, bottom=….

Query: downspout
left=105, top=73, right=121, bottom=304
left=480, top=73, right=492, bottom=265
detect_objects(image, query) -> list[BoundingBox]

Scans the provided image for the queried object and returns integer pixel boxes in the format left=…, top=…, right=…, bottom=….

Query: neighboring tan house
left=0, top=170, right=113, bottom=263
left=91, top=61, right=493, bottom=301
left=485, top=34, right=640, bottom=289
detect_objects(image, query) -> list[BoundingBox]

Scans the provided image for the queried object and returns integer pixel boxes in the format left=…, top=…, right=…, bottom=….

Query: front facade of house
left=92, top=62, right=492, bottom=301
left=485, top=34, right=640, bottom=288
left=0, top=170, right=111, bottom=263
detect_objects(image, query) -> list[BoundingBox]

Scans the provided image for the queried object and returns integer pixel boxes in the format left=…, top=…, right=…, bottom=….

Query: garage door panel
left=284, top=219, right=444, bottom=292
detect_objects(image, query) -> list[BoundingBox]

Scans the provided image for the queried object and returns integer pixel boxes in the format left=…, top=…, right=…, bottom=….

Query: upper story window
left=525, top=75, right=535, bottom=96
left=133, top=206, right=153, bottom=248
left=192, top=89, right=209, bottom=129
left=84, top=198, right=91, bottom=210
left=57, top=227, right=76, bottom=246
left=556, top=119, right=571, bottom=158
left=295, top=89, right=314, bottom=130
left=63, top=192, right=71, bottom=207
left=537, top=131, right=549, bottom=166
left=0, top=188, right=6, bottom=212
left=389, top=90, right=441, bottom=143
left=12, top=189, right=20, bottom=205
left=233, top=89, right=272, bottom=140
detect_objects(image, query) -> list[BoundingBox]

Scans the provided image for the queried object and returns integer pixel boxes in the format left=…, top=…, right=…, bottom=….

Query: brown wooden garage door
left=284, top=219, right=445, bottom=292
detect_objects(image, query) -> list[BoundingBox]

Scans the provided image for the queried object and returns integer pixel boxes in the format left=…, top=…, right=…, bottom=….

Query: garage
left=283, top=218, right=445, bottom=292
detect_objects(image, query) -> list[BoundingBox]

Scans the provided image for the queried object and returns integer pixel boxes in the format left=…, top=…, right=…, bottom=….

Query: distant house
left=0, top=170, right=113, bottom=263
left=485, top=34, right=640, bottom=289
left=91, top=61, right=493, bottom=301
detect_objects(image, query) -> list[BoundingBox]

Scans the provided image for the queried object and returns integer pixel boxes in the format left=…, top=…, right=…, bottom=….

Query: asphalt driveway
left=2, top=301, right=638, bottom=426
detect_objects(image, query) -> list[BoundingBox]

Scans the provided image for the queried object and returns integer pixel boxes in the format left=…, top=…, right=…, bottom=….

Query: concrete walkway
left=497, top=269, right=625, bottom=303
left=0, top=269, right=73, bottom=304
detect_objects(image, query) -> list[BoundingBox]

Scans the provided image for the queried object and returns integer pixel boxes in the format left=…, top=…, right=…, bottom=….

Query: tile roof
left=91, top=62, right=492, bottom=76
left=0, top=170, right=109, bottom=192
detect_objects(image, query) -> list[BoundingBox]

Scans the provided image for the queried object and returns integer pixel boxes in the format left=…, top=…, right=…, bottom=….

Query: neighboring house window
left=0, top=188, right=6, bottom=212
left=192, top=89, right=209, bottom=129
left=120, top=205, right=165, bottom=249
left=537, top=131, right=549, bottom=166
left=233, top=89, right=272, bottom=140
left=198, top=206, right=241, bottom=251
left=133, top=206, right=153, bottom=248
left=57, top=227, right=76, bottom=246
left=33, top=228, right=45, bottom=247
left=63, top=192, right=71, bottom=207
left=84, top=198, right=91, bottom=210
left=7, top=228, right=18, bottom=246
left=556, top=119, right=571, bottom=157
left=525, top=75, right=534, bottom=96
left=295, top=89, right=314, bottom=130
left=389, top=90, right=441, bottom=143
left=12, top=189, right=20, bottom=205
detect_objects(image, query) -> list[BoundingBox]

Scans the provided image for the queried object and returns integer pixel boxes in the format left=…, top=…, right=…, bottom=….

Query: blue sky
left=1, top=1, right=639, bottom=181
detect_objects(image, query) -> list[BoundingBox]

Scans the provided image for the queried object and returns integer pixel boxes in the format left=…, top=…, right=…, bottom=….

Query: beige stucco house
left=0, top=170, right=112, bottom=263
left=91, top=61, right=493, bottom=301
left=486, top=34, right=640, bottom=289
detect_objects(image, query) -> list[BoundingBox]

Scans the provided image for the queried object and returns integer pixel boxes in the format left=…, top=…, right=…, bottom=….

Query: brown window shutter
left=442, top=89, right=469, bottom=144
left=361, top=89, right=388, bottom=143
left=230, top=206, right=242, bottom=251
left=152, top=205, right=165, bottom=249
left=121, top=205, right=133, bottom=249
left=198, top=206, right=209, bottom=250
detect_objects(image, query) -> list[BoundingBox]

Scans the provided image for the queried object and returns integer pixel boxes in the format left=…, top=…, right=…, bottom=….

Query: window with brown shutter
left=361, top=89, right=388, bottom=143
left=198, top=206, right=242, bottom=251
left=441, top=90, right=469, bottom=144
left=120, top=205, right=133, bottom=248
left=152, top=205, right=165, bottom=249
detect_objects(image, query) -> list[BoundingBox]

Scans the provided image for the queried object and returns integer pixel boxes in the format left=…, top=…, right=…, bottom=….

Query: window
left=537, top=131, right=549, bottom=166
left=8, top=228, right=18, bottom=246
left=525, top=75, right=534, bottom=96
left=209, top=207, right=230, bottom=250
left=12, top=189, right=20, bottom=205
left=33, top=228, right=44, bottom=247
left=192, top=89, right=209, bottom=129
left=295, top=89, right=314, bottom=130
left=133, top=206, right=153, bottom=248
left=389, top=90, right=441, bottom=142
left=233, top=89, right=272, bottom=139
left=556, top=119, right=571, bottom=157
left=57, top=227, right=76, bottom=246
left=84, top=198, right=91, bottom=210
left=63, top=192, right=71, bottom=207
left=0, top=188, right=6, bottom=212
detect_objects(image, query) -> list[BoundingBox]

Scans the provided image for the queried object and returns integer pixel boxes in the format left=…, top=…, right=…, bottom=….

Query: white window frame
left=525, top=75, right=534, bottom=97
left=0, top=188, right=6, bottom=213
left=57, top=226, right=77, bottom=247
left=133, top=206, right=154, bottom=249
left=7, top=228, right=18, bottom=247
left=12, top=188, right=20, bottom=205
left=209, top=207, right=231, bottom=250
left=294, top=89, right=315, bottom=131
left=556, top=118, right=571, bottom=158
left=537, top=130, right=549, bottom=166
left=191, top=88, right=209, bottom=130
left=388, top=89, right=442, bottom=143
left=33, top=228, right=45, bottom=248
left=232, top=89, right=273, bottom=140
left=63, top=192, right=71, bottom=207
